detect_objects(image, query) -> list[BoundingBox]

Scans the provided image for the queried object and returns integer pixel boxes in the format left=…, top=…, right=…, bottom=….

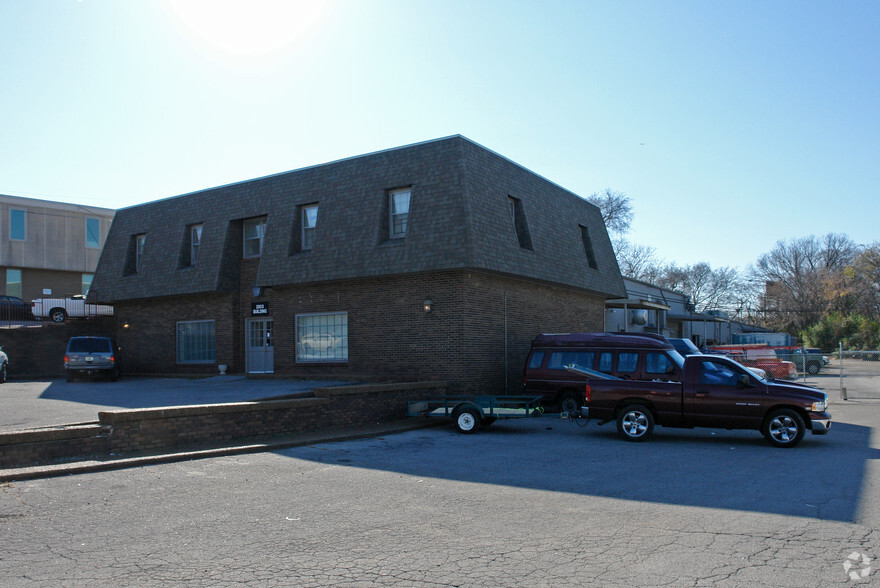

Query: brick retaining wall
left=0, top=381, right=445, bottom=469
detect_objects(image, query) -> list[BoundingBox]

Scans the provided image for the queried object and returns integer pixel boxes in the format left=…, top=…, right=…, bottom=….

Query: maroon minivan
left=523, top=332, right=685, bottom=413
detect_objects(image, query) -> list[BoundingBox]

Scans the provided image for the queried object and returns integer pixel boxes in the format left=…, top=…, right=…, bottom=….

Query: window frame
left=190, top=224, right=203, bottom=266
left=243, top=217, right=267, bottom=258
left=82, top=273, right=94, bottom=296
left=9, top=209, right=26, bottom=241
left=295, top=311, right=348, bottom=363
left=85, top=217, right=101, bottom=249
left=135, top=234, right=146, bottom=273
left=6, top=268, right=22, bottom=298
left=389, top=188, right=411, bottom=239
left=301, top=204, right=318, bottom=251
left=176, top=319, right=216, bottom=364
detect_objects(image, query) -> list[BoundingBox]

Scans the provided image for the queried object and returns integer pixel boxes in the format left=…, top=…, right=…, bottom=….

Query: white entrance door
left=246, top=318, right=274, bottom=374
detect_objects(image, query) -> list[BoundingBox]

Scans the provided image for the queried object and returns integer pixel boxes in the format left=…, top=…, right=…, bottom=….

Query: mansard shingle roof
left=91, top=136, right=626, bottom=301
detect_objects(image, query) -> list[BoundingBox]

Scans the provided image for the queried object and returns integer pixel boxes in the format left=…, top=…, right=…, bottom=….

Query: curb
left=0, top=420, right=438, bottom=483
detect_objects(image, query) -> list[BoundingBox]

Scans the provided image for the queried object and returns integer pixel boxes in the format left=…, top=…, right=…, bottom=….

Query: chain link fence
left=727, top=346, right=879, bottom=400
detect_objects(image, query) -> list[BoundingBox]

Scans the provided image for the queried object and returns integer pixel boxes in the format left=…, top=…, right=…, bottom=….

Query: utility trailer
left=407, top=395, right=545, bottom=433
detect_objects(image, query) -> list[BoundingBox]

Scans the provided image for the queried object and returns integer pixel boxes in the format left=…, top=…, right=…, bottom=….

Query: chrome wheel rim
left=769, top=416, right=798, bottom=443
left=622, top=411, right=648, bottom=437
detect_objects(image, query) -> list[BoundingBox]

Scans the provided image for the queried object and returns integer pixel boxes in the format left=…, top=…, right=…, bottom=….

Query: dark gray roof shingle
left=91, top=136, right=626, bottom=301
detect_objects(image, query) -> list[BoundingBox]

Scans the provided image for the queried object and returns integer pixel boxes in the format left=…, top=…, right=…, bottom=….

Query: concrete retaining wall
left=0, top=380, right=445, bottom=469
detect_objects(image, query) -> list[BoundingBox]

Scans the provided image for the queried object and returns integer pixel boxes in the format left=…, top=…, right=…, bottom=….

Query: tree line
left=588, top=189, right=880, bottom=350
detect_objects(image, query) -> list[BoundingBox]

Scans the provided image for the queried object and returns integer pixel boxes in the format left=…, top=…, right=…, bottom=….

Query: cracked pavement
left=2, top=396, right=878, bottom=586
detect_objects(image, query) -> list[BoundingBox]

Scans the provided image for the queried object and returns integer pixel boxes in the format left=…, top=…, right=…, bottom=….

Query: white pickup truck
left=31, top=295, right=114, bottom=323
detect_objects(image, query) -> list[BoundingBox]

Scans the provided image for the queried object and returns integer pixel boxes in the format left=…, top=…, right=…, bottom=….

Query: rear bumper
left=66, top=366, right=115, bottom=376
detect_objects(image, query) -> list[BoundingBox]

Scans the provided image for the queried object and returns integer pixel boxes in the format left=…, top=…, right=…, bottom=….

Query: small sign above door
left=251, top=302, right=269, bottom=316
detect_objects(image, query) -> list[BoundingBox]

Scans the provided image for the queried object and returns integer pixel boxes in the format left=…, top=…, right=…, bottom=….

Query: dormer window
left=135, top=234, right=146, bottom=272
left=579, top=225, right=598, bottom=269
left=389, top=188, right=410, bottom=239
left=243, top=217, right=267, bottom=258
left=508, top=196, right=533, bottom=251
left=191, top=224, right=203, bottom=265
left=302, top=204, right=318, bottom=250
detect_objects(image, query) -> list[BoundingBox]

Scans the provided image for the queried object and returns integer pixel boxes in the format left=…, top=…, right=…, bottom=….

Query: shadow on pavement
left=280, top=416, right=877, bottom=523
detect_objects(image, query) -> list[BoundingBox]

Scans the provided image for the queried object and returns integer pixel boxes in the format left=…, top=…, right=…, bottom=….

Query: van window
left=527, top=352, right=545, bottom=370
left=598, top=352, right=613, bottom=373
left=547, top=351, right=594, bottom=370
left=618, top=352, right=638, bottom=373
left=646, top=352, right=676, bottom=375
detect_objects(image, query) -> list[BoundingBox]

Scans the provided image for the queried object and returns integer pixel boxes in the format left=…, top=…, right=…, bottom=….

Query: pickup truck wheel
left=559, top=392, right=581, bottom=415
left=617, top=405, right=654, bottom=442
left=763, top=409, right=805, bottom=448
left=50, top=308, right=67, bottom=323
left=453, top=407, right=481, bottom=434
left=806, top=362, right=820, bottom=375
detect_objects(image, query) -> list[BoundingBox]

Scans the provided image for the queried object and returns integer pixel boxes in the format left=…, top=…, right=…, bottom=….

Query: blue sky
left=1, top=0, right=877, bottom=270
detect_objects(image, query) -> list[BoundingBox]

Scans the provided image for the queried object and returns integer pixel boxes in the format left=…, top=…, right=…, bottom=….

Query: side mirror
left=737, top=374, right=753, bottom=389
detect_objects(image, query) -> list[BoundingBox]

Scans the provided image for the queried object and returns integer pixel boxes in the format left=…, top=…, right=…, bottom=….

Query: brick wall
left=0, top=317, right=117, bottom=378
left=110, top=269, right=606, bottom=392
left=0, top=381, right=445, bottom=469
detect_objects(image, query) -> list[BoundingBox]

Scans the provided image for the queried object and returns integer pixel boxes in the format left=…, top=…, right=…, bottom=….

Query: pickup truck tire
left=806, top=362, right=820, bottom=375
left=762, top=409, right=805, bottom=448
left=617, top=404, right=654, bottom=442
left=453, top=407, right=481, bottom=434
left=50, top=308, right=67, bottom=323
left=559, top=391, right=581, bottom=415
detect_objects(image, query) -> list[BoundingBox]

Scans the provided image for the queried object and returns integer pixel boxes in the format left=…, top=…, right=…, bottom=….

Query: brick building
left=91, top=136, right=626, bottom=393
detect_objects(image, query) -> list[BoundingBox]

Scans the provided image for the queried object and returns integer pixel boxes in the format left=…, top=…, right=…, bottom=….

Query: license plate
left=85, top=356, right=95, bottom=362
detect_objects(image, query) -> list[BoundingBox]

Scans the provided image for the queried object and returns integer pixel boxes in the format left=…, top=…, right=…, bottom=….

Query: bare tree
left=588, top=188, right=633, bottom=235
left=656, top=262, right=742, bottom=314
left=751, top=233, right=858, bottom=332
left=613, top=238, right=664, bottom=283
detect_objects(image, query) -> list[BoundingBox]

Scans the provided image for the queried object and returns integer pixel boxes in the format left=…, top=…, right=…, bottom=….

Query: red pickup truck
left=574, top=354, right=830, bottom=447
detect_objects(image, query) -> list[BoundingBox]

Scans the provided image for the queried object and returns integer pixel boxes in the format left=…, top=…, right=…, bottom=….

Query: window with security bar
left=177, top=320, right=216, bottom=364
left=296, top=312, right=348, bottom=362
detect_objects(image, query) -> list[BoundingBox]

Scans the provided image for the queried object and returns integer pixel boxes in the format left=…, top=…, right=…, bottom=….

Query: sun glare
left=166, top=0, right=326, bottom=58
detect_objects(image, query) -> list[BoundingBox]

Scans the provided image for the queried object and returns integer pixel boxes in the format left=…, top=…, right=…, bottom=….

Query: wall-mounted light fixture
left=252, top=286, right=263, bottom=297
left=423, top=298, right=433, bottom=312
left=122, top=322, right=130, bottom=329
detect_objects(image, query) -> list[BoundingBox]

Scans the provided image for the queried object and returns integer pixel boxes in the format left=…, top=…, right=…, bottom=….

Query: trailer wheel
left=453, top=407, right=481, bottom=434
left=616, top=404, right=654, bottom=442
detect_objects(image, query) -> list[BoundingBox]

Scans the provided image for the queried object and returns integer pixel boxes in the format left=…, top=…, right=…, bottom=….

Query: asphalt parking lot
left=2, top=392, right=878, bottom=586
left=0, top=367, right=878, bottom=585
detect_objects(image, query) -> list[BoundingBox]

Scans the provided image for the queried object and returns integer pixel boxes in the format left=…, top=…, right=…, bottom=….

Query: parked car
left=31, top=295, right=114, bottom=323
left=772, top=347, right=827, bottom=375
left=668, top=338, right=702, bottom=356
left=0, top=295, right=37, bottom=322
left=64, top=336, right=119, bottom=381
left=708, top=345, right=798, bottom=380
left=523, top=332, right=686, bottom=413
left=0, top=345, right=8, bottom=383
left=577, top=353, right=831, bottom=447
